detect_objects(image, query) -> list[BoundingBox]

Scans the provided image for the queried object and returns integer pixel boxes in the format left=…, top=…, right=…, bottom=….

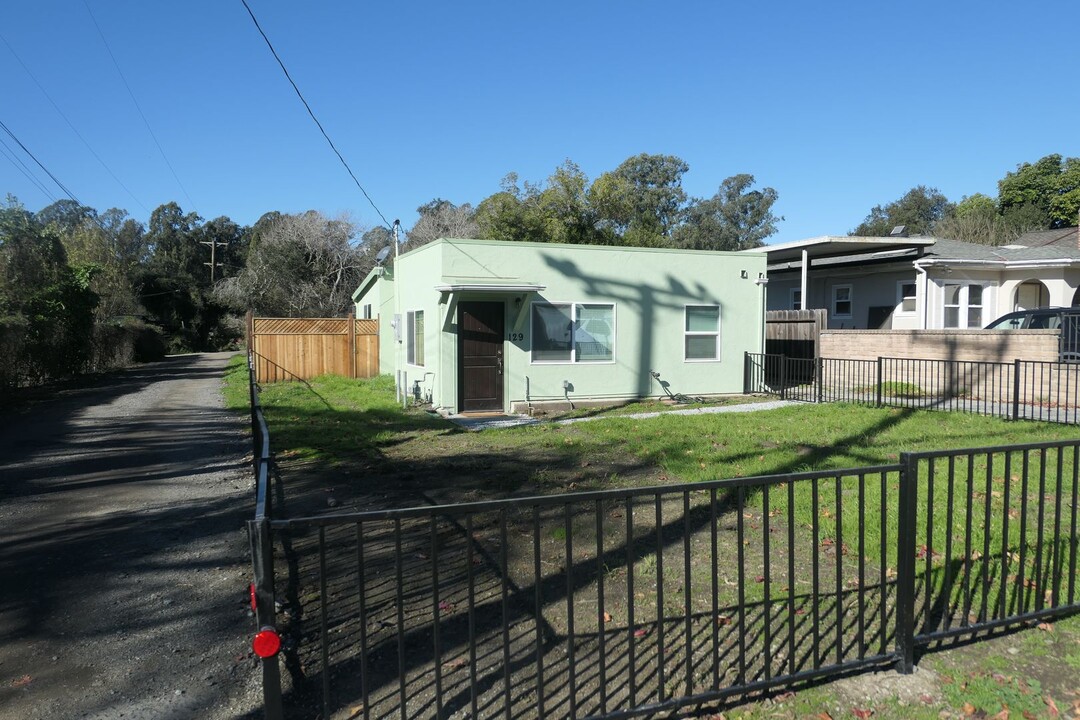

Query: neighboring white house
left=750, top=228, right=1080, bottom=329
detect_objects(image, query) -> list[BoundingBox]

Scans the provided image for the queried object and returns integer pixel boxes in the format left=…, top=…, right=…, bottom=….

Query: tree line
left=0, top=196, right=375, bottom=388
left=850, top=153, right=1080, bottom=244
left=401, top=154, right=781, bottom=252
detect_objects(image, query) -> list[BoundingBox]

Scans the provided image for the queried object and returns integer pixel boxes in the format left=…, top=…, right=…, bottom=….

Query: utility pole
left=392, top=220, right=402, bottom=404
left=200, top=236, right=228, bottom=283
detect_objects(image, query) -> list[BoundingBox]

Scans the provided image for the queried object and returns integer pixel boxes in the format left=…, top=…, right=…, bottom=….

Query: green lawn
left=224, top=358, right=1080, bottom=483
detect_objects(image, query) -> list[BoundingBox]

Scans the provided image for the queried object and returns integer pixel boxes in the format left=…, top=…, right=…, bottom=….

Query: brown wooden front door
left=458, top=301, right=504, bottom=412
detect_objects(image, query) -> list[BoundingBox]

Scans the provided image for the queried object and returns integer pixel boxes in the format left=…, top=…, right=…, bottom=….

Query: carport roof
left=749, top=236, right=936, bottom=270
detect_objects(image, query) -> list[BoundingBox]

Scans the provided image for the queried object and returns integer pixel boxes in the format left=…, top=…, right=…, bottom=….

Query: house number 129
left=508, top=333, right=524, bottom=342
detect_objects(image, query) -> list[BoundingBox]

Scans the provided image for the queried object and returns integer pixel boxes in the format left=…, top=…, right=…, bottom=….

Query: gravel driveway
left=0, top=352, right=261, bottom=719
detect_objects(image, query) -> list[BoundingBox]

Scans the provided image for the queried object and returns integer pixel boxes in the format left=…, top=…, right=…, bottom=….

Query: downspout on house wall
left=916, top=263, right=929, bottom=329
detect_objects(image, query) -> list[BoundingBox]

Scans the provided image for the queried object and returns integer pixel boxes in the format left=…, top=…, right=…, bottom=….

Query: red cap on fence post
left=253, top=627, right=281, bottom=658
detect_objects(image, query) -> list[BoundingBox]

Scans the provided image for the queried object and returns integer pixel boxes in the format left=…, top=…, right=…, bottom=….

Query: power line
left=239, top=0, right=392, bottom=229
left=82, top=0, right=199, bottom=214
left=0, top=118, right=83, bottom=204
left=0, top=31, right=150, bottom=216
left=1, top=119, right=131, bottom=240
left=0, top=134, right=57, bottom=202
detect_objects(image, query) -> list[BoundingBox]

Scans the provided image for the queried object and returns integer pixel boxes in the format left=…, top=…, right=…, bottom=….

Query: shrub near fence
left=746, top=353, right=1080, bottom=424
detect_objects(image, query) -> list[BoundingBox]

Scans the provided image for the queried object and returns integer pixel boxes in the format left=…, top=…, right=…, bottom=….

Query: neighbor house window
left=684, top=305, right=720, bottom=361
left=790, top=288, right=802, bottom=310
left=897, top=281, right=917, bottom=314
left=406, top=310, right=424, bottom=365
left=943, top=284, right=984, bottom=328
left=531, top=302, right=614, bottom=363
left=832, top=285, right=852, bottom=318
left=362, top=303, right=373, bottom=319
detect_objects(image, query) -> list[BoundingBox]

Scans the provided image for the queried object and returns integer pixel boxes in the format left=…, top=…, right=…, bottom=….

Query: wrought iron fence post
left=895, top=452, right=918, bottom=674
left=876, top=357, right=884, bottom=407
left=815, top=356, right=824, bottom=404
left=780, top=355, right=788, bottom=400
left=743, top=352, right=750, bottom=394
left=1012, top=359, right=1021, bottom=421
left=249, top=518, right=284, bottom=720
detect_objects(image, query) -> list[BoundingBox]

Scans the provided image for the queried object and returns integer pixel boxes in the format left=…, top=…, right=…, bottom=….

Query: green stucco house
left=352, top=238, right=767, bottom=415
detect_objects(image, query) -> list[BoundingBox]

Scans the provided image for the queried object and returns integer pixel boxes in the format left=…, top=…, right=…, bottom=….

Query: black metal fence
left=746, top=353, right=1080, bottom=424
left=247, top=352, right=284, bottom=720
left=262, top=441, right=1078, bottom=720
left=246, top=356, right=1080, bottom=719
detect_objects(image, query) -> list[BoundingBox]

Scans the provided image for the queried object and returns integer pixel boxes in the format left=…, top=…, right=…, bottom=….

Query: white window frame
left=832, top=284, right=853, bottom=319
left=684, top=304, right=721, bottom=362
left=406, top=309, right=424, bottom=366
left=790, top=288, right=802, bottom=311
left=530, top=302, right=616, bottom=365
left=942, top=283, right=986, bottom=329
left=896, top=281, right=917, bottom=315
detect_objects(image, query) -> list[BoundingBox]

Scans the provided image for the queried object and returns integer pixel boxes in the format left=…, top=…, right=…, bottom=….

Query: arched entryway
left=1013, top=280, right=1049, bottom=310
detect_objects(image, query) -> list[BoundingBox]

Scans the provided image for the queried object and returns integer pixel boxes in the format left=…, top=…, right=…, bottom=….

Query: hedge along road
left=0, top=352, right=261, bottom=720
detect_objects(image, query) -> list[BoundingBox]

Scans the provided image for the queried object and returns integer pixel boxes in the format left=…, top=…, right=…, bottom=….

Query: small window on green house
left=684, top=305, right=720, bottom=361
left=406, top=310, right=424, bottom=366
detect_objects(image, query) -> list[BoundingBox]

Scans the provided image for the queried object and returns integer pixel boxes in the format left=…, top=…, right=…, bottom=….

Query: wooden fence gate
left=247, top=314, right=379, bottom=383
left=765, top=308, right=826, bottom=360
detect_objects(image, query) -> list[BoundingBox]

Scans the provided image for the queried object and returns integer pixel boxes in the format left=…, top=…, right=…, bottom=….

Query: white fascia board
left=916, top=258, right=1080, bottom=271
left=351, top=267, right=385, bottom=301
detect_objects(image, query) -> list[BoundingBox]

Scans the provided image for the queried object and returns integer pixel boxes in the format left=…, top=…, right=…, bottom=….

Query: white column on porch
left=801, top=248, right=809, bottom=309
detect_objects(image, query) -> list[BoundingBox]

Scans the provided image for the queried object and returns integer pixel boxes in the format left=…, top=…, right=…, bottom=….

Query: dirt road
left=0, top=353, right=261, bottom=719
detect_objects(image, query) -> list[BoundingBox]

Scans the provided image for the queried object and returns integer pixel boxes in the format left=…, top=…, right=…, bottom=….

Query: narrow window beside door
left=406, top=310, right=424, bottom=366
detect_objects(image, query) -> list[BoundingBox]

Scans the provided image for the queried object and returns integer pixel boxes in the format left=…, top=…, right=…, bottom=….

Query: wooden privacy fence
left=766, top=309, right=827, bottom=359
left=247, top=315, right=379, bottom=384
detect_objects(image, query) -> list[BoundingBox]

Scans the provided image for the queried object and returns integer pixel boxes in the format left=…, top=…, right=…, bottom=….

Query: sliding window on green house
left=531, top=303, right=614, bottom=363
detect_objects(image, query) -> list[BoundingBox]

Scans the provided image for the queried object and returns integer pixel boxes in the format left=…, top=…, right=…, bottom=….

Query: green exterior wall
left=354, top=238, right=766, bottom=414
left=352, top=267, right=396, bottom=371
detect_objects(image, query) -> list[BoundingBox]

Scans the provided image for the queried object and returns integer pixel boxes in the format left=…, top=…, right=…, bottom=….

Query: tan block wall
left=810, top=330, right=1076, bottom=406
left=819, top=330, right=1060, bottom=363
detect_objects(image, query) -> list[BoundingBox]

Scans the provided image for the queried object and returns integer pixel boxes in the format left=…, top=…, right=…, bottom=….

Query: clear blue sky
left=3, top=1, right=1078, bottom=243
